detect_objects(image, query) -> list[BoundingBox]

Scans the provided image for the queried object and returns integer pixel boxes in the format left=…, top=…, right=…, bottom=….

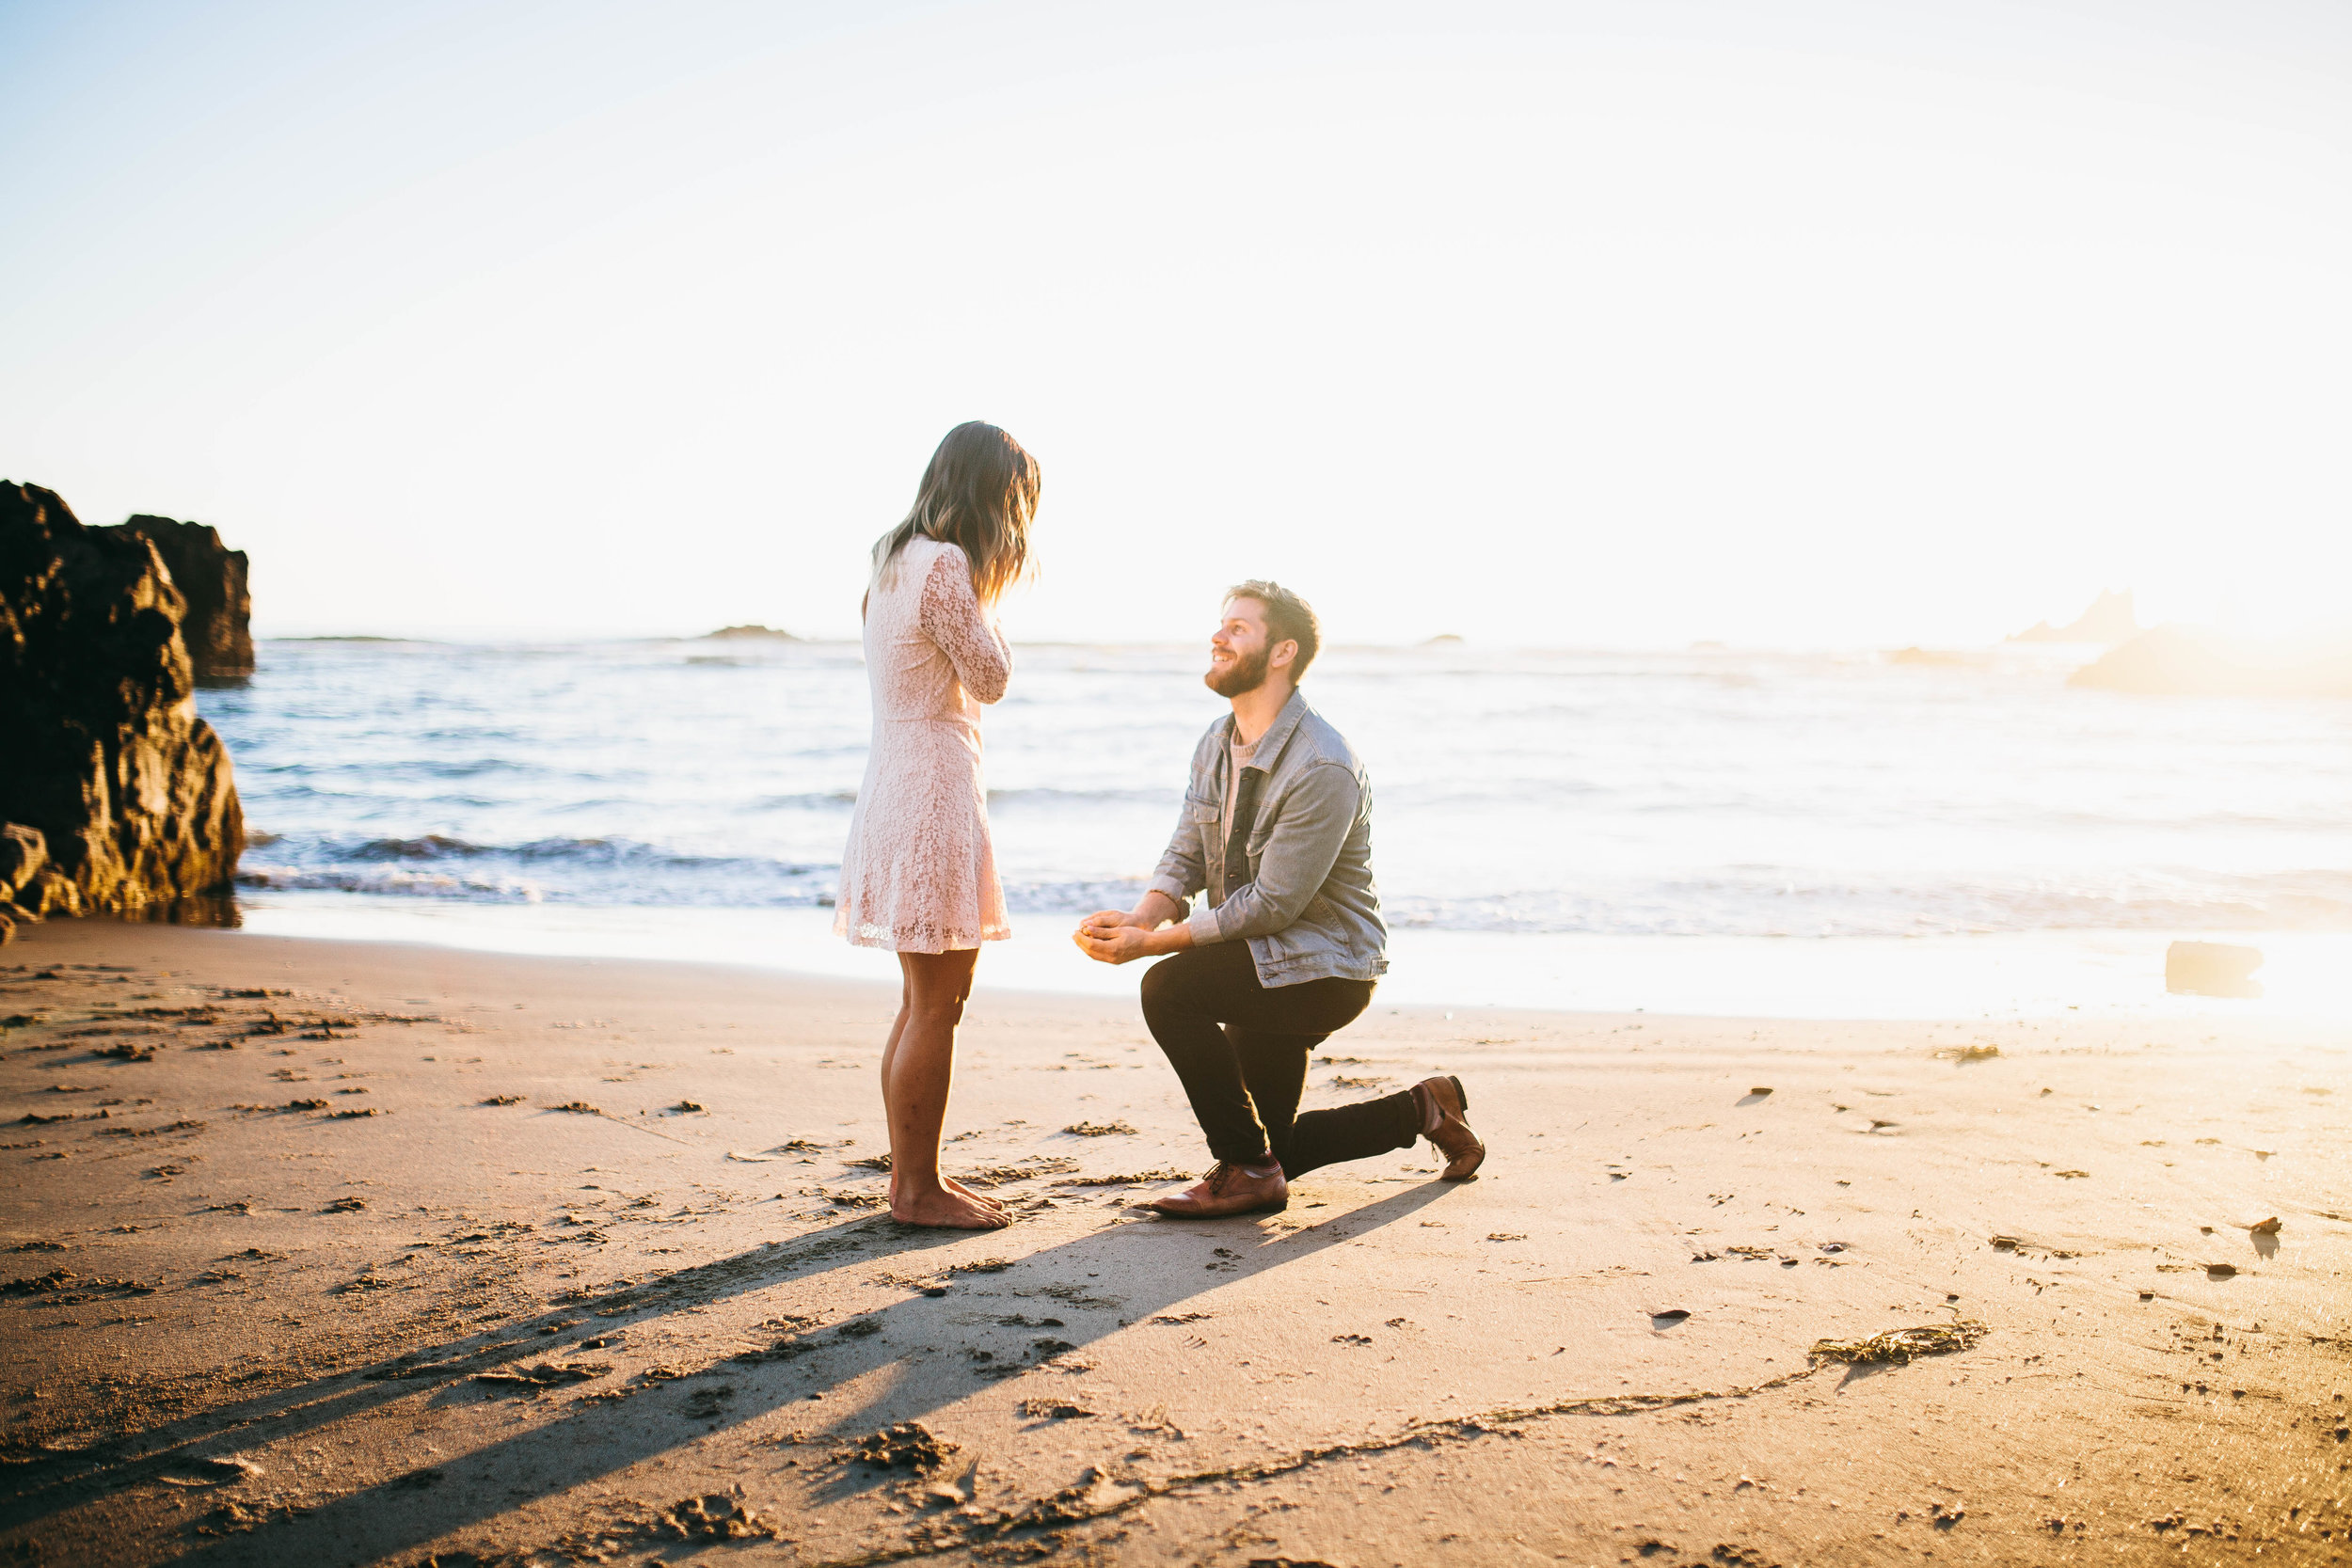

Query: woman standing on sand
left=835, top=421, right=1039, bottom=1230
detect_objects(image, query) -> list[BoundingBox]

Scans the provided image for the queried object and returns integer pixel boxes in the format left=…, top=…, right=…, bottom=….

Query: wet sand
left=1, top=917, right=2345, bottom=1567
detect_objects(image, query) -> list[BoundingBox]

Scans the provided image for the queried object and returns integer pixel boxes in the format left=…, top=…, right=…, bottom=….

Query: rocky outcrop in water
left=702, top=624, right=799, bottom=641
left=116, top=514, right=253, bottom=684
left=0, top=482, right=245, bottom=928
left=2010, top=589, right=2139, bottom=645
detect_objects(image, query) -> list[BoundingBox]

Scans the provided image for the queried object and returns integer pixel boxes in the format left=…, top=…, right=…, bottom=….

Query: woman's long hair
left=871, top=422, right=1041, bottom=605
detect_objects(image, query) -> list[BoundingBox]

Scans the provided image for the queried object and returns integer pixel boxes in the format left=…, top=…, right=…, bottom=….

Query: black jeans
left=1139, top=940, right=1421, bottom=1177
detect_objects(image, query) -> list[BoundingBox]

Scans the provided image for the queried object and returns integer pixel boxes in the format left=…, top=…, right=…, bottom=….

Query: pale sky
left=4, top=0, right=2347, bottom=646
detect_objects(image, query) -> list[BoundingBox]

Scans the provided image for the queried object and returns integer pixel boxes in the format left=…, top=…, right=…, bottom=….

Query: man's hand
left=1073, top=922, right=1153, bottom=965
left=1072, top=893, right=1192, bottom=965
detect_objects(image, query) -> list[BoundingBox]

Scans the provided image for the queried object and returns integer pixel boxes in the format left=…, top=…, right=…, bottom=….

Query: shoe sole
left=1148, top=1196, right=1289, bottom=1219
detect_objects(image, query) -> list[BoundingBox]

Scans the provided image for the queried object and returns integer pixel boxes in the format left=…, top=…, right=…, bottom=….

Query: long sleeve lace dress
left=834, top=537, right=1013, bottom=953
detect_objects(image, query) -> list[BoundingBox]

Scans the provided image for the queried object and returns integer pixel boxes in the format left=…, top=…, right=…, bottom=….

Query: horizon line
left=246, top=632, right=2123, bottom=655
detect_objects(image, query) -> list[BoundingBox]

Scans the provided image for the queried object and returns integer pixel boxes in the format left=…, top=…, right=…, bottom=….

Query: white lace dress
left=834, top=537, right=1013, bottom=953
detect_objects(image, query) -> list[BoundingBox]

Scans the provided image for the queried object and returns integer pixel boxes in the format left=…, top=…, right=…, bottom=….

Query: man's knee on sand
left=1136, top=949, right=1198, bottom=1037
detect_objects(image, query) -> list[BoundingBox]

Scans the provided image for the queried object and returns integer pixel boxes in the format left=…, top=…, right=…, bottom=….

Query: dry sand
left=0, top=918, right=2346, bottom=1567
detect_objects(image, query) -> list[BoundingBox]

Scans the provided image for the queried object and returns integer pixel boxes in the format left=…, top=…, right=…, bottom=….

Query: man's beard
left=1204, top=644, right=1270, bottom=698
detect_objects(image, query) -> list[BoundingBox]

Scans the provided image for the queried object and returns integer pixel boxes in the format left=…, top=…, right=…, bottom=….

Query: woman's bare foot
left=891, top=1181, right=1009, bottom=1229
left=891, top=1172, right=1008, bottom=1212
left=944, top=1175, right=1009, bottom=1211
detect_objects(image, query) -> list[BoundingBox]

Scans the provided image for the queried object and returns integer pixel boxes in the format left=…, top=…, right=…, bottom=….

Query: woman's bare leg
left=885, top=948, right=1006, bottom=1229
left=880, top=969, right=1004, bottom=1212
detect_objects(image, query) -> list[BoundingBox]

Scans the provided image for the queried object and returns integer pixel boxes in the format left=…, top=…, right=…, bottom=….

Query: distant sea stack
left=117, top=514, right=253, bottom=684
left=0, top=482, right=245, bottom=931
left=702, top=624, right=799, bottom=641
left=2010, top=589, right=2139, bottom=645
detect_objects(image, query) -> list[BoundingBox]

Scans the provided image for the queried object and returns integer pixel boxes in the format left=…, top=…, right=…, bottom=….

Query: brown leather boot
left=1148, top=1160, right=1288, bottom=1218
left=1414, top=1075, right=1486, bottom=1180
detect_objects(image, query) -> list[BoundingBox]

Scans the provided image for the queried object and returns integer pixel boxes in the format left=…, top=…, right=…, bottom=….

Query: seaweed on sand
left=474, top=1361, right=611, bottom=1388
left=1809, top=1321, right=1987, bottom=1365
left=1048, top=1169, right=1191, bottom=1187
left=962, top=1157, right=1081, bottom=1186
left=653, top=1492, right=777, bottom=1540
left=848, top=1421, right=958, bottom=1473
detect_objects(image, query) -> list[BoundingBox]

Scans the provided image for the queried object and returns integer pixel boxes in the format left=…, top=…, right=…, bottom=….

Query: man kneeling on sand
left=1073, top=580, right=1484, bottom=1217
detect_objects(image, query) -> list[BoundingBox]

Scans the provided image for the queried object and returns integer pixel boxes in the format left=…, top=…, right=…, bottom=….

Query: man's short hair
left=1226, top=579, right=1321, bottom=680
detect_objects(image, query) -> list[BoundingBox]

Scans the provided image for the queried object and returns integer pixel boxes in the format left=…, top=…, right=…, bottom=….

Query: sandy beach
left=2, top=917, right=2345, bottom=1567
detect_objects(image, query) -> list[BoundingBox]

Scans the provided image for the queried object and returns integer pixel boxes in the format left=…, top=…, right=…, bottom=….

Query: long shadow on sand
left=1, top=1212, right=960, bottom=1532
left=23, top=1180, right=1455, bottom=1564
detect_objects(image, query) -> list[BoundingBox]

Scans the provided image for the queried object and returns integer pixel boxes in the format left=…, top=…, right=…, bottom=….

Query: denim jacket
left=1146, top=689, right=1388, bottom=988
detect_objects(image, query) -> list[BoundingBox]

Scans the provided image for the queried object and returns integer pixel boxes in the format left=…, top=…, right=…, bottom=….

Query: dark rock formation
left=115, top=515, right=253, bottom=684
left=0, top=482, right=244, bottom=925
left=2010, top=589, right=2139, bottom=645
left=0, top=825, right=43, bottom=943
left=0, top=824, right=42, bottom=899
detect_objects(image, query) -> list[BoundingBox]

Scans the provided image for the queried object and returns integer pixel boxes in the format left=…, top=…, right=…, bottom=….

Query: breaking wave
left=200, top=638, right=2352, bottom=939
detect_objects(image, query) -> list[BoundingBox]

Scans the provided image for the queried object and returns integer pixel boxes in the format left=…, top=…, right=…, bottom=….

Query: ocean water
left=199, top=638, right=2352, bottom=1018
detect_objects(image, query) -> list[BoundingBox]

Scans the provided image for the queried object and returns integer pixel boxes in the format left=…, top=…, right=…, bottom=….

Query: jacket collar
left=1222, top=687, right=1310, bottom=775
